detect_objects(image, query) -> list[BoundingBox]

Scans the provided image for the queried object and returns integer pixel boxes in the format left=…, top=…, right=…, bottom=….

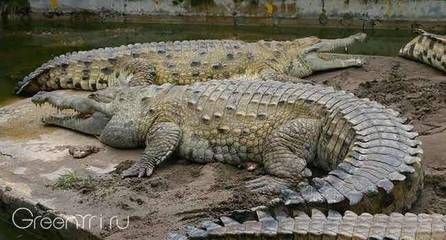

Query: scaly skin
left=169, top=208, right=446, bottom=240
left=17, top=33, right=366, bottom=94
left=31, top=77, right=426, bottom=238
left=399, top=29, right=446, bottom=73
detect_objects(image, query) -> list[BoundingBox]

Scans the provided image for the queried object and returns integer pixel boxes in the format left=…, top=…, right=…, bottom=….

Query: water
left=0, top=19, right=416, bottom=106
left=0, top=219, right=45, bottom=240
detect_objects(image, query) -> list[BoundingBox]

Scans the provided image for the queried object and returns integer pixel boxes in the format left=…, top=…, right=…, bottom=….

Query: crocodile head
left=31, top=88, right=161, bottom=148
left=314, top=32, right=367, bottom=53
left=31, top=91, right=113, bottom=136
left=349, top=32, right=367, bottom=43
left=285, top=32, right=367, bottom=77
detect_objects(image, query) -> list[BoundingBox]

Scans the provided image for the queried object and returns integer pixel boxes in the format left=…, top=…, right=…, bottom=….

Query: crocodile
left=17, top=33, right=367, bottom=94
left=399, top=28, right=446, bottom=73
left=30, top=77, right=426, bottom=238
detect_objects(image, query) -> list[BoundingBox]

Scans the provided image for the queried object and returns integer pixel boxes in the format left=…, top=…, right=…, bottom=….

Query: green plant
left=54, top=170, right=94, bottom=191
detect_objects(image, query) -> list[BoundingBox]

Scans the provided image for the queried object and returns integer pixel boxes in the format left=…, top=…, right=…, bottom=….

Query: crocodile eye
left=141, top=96, right=153, bottom=106
left=143, top=107, right=155, bottom=115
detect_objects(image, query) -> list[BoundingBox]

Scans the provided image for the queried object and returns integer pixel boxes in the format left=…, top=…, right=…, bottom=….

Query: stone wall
left=28, top=0, right=446, bottom=28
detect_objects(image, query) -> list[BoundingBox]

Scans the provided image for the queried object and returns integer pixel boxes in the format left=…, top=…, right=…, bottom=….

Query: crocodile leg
left=246, top=118, right=320, bottom=194
left=121, top=122, right=182, bottom=178
left=111, top=58, right=157, bottom=87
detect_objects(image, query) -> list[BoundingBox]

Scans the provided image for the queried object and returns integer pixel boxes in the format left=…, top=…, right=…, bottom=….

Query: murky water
left=0, top=219, right=44, bottom=240
left=0, top=19, right=416, bottom=106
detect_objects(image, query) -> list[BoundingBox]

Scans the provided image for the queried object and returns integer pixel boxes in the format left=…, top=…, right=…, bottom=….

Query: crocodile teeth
left=34, top=101, right=82, bottom=121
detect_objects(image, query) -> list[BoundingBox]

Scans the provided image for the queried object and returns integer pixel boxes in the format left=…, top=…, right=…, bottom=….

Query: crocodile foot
left=121, top=162, right=154, bottom=178
left=245, top=176, right=292, bottom=195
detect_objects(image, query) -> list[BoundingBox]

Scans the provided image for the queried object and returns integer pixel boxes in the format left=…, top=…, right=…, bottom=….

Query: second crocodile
left=17, top=33, right=366, bottom=94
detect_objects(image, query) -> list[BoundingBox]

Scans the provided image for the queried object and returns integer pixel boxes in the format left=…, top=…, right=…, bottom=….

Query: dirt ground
left=0, top=56, right=445, bottom=240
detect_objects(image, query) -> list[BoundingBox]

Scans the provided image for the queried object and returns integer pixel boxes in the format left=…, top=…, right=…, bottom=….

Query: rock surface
left=0, top=55, right=445, bottom=239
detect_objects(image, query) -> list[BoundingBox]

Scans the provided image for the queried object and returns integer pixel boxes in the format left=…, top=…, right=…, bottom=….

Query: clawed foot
left=121, top=162, right=154, bottom=178
left=245, top=176, right=292, bottom=195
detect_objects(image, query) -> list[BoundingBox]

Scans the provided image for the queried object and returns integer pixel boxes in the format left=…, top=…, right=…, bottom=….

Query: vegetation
left=54, top=171, right=94, bottom=191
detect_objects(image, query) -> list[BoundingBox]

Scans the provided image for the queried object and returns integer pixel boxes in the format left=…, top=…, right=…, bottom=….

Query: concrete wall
left=29, top=0, right=446, bottom=27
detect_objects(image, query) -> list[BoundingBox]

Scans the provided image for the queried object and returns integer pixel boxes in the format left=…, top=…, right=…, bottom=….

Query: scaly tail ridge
left=255, top=81, right=424, bottom=213
left=170, top=208, right=445, bottom=239
left=15, top=43, right=148, bottom=94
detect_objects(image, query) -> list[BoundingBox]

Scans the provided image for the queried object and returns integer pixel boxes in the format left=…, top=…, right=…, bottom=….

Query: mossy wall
left=26, top=0, right=446, bottom=27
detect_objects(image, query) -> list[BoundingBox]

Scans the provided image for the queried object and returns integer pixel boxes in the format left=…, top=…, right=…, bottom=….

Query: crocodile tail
left=277, top=83, right=423, bottom=213
left=15, top=39, right=249, bottom=95
left=399, top=29, right=446, bottom=72
left=15, top=43, right=145, bottom=95
left=16, top=50, right=94, bottom=94
left=170, top=207, right=445, bottom=239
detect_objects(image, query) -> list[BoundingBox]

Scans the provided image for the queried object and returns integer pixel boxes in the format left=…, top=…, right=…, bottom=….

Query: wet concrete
left=0, top=56, right=445, bottom=239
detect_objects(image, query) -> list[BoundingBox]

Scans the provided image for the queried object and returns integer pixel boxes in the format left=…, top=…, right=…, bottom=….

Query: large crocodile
left=31, top=77, right=427, bottom=238
left=17, top=33, right=366, bottom=94
left=399, top=28, right=446, bottom=73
